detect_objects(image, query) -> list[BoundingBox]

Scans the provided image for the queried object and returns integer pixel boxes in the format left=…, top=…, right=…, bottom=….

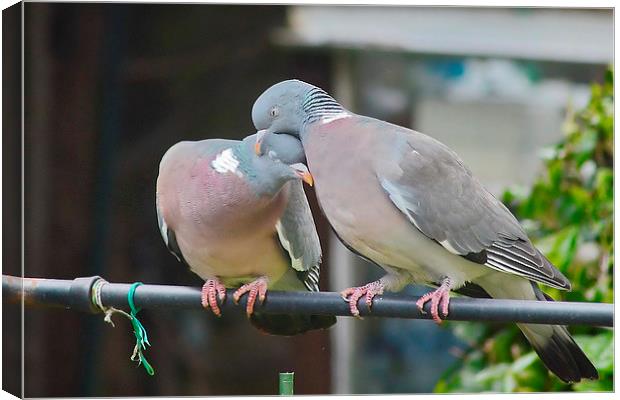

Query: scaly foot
left=340, top=280, right=385, bottom=318
left=416, top=278, right=452, bottom=324
left=201, top=278, right=227, bottom=317
left=233, top=276, right=269, bottom=317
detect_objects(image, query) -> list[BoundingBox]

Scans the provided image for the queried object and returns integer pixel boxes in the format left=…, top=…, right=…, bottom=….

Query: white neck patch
left=319, top=112, right=351, bottom=124
left=211, top=148, right=243, bottom=177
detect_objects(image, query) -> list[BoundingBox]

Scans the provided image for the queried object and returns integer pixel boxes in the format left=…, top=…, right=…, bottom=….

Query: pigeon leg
left=233, top=276, right=269, bottom=317
left=340, top=271, right=409, bottom=318
left=340, top=280, right=385, bottom=318
left=416, top=277, right=452, bottom=324
left=201, top=278, right=227, bottom=317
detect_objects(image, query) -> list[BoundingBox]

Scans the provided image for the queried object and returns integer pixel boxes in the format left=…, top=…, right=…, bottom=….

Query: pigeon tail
left=519, top=323, right=598, bottom=383
left=518, top=284, right=598, bottom=383
left=475, top=276, right=598, bottom=383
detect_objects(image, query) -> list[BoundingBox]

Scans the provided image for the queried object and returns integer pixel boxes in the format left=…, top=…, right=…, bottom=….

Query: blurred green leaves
left=436, top=69, right=613, bottom=392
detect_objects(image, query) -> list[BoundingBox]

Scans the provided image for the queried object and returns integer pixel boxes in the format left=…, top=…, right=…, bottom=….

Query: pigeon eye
left=270, top=107, right=279, bottom=118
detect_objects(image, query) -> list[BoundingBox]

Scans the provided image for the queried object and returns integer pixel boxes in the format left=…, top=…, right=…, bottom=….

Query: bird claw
left=416, top=282, right=451, bottom=324
left=340, top=280, right=385, bottom=318
left=201, top=279, right=227, bottom=317
left=233, top=277, right=269, bottom=317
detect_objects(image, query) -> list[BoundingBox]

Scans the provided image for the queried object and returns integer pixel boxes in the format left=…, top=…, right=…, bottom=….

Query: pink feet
left=233, top=276, right=269, bottom=317
left=201, top=279, right=227, bottom=317
left=340, top=280, right=385, bottom=317
left=416, top=279, right=452, bottom=324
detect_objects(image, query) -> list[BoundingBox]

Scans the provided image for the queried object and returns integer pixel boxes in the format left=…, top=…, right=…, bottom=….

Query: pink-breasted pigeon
left=250, top=79, right=597, bottom=381
left=156, top=132, right=336, bottom=335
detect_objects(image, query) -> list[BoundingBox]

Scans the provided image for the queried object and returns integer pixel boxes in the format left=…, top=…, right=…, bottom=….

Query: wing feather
left=378, top=130, right=570, bottom=290
left=156, top=195, right=187, bottom=264
left=275, top=181, right=323, bottom=291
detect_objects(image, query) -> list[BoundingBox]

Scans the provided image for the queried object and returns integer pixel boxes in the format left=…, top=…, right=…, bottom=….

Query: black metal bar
left=3, top=275, right=613, bottom=327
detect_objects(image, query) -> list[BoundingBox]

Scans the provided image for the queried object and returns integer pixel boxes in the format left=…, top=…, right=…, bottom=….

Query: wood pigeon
left=251, top=79, right=597, bottom=381
left=156, top=132, right=336, bottom=335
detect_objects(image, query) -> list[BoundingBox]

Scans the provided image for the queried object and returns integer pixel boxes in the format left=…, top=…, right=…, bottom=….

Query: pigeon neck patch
left=318, top=112, right=351, bottom=125
left=302, top=87, right=347, bottom=125
left=211, top=148, right=243, bottom=178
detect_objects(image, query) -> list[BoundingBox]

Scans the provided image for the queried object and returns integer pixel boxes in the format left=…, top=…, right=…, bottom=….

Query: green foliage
left=436, top=69, right=613, bottom=393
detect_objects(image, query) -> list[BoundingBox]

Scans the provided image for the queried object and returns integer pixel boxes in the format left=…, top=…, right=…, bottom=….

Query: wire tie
left=127, top=282, right=155, bottom=375
left=90, top=279, right=155, bottom=375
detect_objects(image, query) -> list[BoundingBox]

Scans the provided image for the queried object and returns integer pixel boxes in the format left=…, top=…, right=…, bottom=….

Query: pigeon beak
left=290, top=163, right=314, bottom=187
left=255, top=129, right=267, bottom=155
left=301, top=171, right=314, bottom=187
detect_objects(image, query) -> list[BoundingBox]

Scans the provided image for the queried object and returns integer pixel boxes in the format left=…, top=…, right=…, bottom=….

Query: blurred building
left=4, top=3, right=612, bottom=397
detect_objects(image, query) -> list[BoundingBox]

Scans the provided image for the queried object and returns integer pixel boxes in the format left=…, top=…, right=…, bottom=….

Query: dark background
left=6, top=3, right=336, bottom=396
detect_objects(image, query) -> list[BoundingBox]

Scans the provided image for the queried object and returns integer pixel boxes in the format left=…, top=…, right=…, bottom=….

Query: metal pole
left=3, top=275, right=614, bottom=327
left=279, top=372, right=294, bottom=395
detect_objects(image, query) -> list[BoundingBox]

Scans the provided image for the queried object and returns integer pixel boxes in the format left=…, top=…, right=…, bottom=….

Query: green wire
left=127, top=282, right=155, bottom=375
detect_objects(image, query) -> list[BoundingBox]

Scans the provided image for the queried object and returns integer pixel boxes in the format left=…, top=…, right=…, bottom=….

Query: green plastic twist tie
left=127, top=282, right=155, bottom=375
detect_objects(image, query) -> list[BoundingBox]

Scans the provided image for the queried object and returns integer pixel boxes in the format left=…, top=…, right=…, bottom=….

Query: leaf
left=502, top=372, right=517, bottom=392
left=510, top=352, right=538, bottom=373
left=450, top=322, right=488, bottom=347
left=573, top=128, right=598, bottom=164
left=594, top=168, right=613, bottom=201
left=546, top=226, right=580, bottom=272
left=434, top=350, right=488, bottom=393
left=491, top=329, right=519, bottom=363
left=473, top=363, right=511, bottom=387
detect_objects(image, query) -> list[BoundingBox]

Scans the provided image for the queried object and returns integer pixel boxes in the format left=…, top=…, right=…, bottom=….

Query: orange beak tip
left=254, top=141, right=262, bottom=155
left=303, top=172, right=314, bottom=187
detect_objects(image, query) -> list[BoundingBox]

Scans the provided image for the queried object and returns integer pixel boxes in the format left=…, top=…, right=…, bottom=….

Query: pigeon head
left=252, top=80, right=313, bottom=137
left=235, top=133, right=312, bottom=197
left=252, top=79, right=345, bottom=148
left=255, top=131, right=306, bottom=166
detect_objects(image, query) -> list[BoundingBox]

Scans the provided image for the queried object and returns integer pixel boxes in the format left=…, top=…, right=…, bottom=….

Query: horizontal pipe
left=3, top=275, right=614, bottom=327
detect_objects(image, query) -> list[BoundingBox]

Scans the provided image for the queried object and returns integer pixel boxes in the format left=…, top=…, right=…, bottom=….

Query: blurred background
left=3, top=3, right=613, bottom=396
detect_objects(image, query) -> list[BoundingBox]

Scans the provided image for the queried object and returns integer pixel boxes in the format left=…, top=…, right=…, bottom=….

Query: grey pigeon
left=156, top=132, right=336, bottom=335
left=250, top=79, right=597, bottom=381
